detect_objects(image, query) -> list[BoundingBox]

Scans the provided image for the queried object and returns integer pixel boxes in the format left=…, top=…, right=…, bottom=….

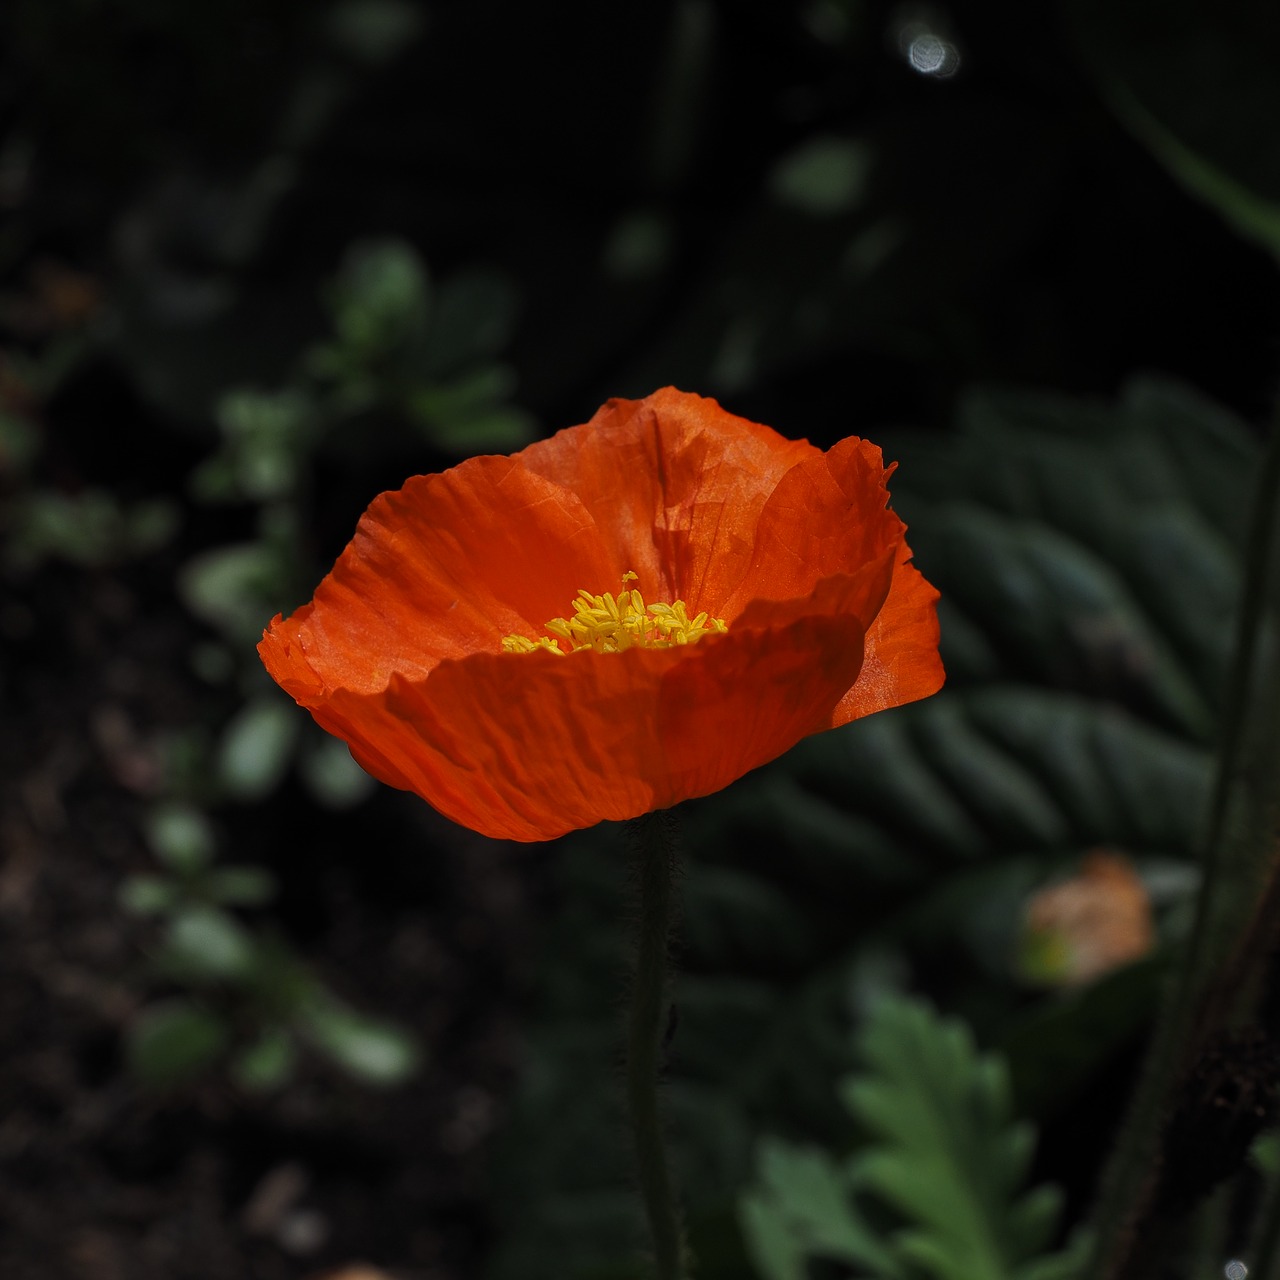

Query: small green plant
left=180, top=238, right=534, bottom=810
left=115, top=239, right=530, bottom=1098
left=740, top=996, right=1088, bottom=1280
left=0, top=345, right=179, bottom=572
left=121, top=800, right=419, bottom=1092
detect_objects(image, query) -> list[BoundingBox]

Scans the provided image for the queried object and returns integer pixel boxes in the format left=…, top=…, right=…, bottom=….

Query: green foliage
left=179, top=542, right=293, bottom=647
left=1061, top=0, right=1280, bottom=264
left=317, top=238, right=432, bottom=377
left=305, top=240, right=534, bottom=452
left=999, top=959, right=1165, bottom=1121
left=1086, top=421, right=1280, bottom=1273
left=178, top=238, right=532, bottom=814
left=0, top=341, right=402, bottom=1106
left=232, top=1027, right=297, bottom=1092
left=324, top=0, right=424, bottom=64
left=848, top=1000, right=1084, bottom=1280
left=128, top=999, right=230, bottom=1090
left=741, top=998, right=1088, bottom=1280
left=215, top=697, right=301, bottom=800
left=296, top=993, right=420, bottom=1087
left=740, top=1140, right=898, bottom=1280
left=191, top=388, right=314, bottom=504
left=0, top=343, right=181, bottom=571
left=892, top=377, right=1253, bottom=729
left=4, top=488, right=178, bottom=570
left=145, top=802, right=217, bottom=873
left=769, top=136, right=874, bottom=217
left=120, top=799, right=420, bottom=1093
left=113, top=262, right=458, bottom=1089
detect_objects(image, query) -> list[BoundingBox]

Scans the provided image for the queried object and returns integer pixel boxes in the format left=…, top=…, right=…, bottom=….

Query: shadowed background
left=2, top=1, right=1278, bottom=1278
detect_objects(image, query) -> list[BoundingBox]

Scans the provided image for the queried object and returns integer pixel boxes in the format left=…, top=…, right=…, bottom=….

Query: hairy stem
left=625, top=811, right=687, bottom=1280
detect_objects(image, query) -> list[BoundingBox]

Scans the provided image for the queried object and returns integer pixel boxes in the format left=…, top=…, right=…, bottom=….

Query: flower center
left=502, top=571, right=728, bottom=655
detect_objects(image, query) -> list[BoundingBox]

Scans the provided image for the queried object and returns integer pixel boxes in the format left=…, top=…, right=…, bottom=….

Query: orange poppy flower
left=258, top=388, right=943, bottom=841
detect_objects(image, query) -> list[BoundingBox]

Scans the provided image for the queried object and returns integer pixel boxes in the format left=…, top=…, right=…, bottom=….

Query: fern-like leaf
left=844, top=997, right=1081, bottom=1280
left=741, top=997, right=1086, bottom=1280
left=740, top=1138, right=903, bottom=1280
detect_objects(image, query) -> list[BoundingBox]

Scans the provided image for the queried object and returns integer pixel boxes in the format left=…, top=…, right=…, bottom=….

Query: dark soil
left=0, top=558, right=543, bottom=1280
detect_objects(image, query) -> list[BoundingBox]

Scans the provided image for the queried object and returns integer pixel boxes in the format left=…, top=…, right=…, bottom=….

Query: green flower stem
left=625, top=811, right=688, bottom=1280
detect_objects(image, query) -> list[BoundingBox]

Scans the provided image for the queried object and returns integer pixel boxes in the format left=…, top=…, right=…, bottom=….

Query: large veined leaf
left=891, top=378, right=1252, bottom=725
left=486, top=378, right=1255, bottom=1280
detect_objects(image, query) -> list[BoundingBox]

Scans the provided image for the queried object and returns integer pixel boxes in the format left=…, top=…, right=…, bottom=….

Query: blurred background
left=2, top=1, right=1278, bottom=1278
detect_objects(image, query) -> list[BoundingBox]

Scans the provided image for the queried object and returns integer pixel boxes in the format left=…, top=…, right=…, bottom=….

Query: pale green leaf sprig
left=741, top=997, right=1089, bottom=1280
left=120, top=799, right=419, bottom=1093
left=741, top=1139, right=902, bottom=1280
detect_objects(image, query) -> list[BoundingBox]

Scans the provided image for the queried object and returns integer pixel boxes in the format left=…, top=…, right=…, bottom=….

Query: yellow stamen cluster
left=502, top=571, right=728, bottom=655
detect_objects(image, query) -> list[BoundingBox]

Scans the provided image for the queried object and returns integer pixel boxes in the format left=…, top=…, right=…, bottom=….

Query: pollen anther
left=501, top=572, right=727, bottom=655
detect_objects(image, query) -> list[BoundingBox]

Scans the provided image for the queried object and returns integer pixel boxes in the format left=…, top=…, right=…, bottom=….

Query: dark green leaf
left=233, top=1029, right=297, bottom=1092
left=179, top=542, right=289, bottom=642
left=118, top=874, right=179, bottom=916
left=216, top=697, right=300, bottom=800
left=298, top=733, right=376, bottom=808
left=207, top=865, right=276, bottom=907
left=158, top=905, right=258, bottom=983
left=325, top=238, right=430, bottom=360
left=841, top=997, right=1077, bottom=1280
left=297, top=997, right=419, bottom=1085
left=144, top=802, right=216, bottom=874
left=740, top=1139, right=899, bottom=1280
left=127, top=1000, right=228, bottom=1089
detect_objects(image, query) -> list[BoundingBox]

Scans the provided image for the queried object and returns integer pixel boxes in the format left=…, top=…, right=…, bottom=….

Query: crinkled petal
left=832, top=534, right=945, bottom=725
left=298, top=570, right=877, bottom=841
left=259, top=454, right=617, bottom=696
left=723, top=434, right=900, bottom=618
left=517, top=388, right=817, bottom=611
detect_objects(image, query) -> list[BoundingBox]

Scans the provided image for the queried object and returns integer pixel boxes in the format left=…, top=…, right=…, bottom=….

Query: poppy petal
left=722, top=434, right=901, bottom=622
left=832, top=535, right=945, bottom=725
left=517, top=388, right=817, bottom=610
left=296, top=570, right=877, bottom=841
left=258, top=454, right=618, bottom=694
